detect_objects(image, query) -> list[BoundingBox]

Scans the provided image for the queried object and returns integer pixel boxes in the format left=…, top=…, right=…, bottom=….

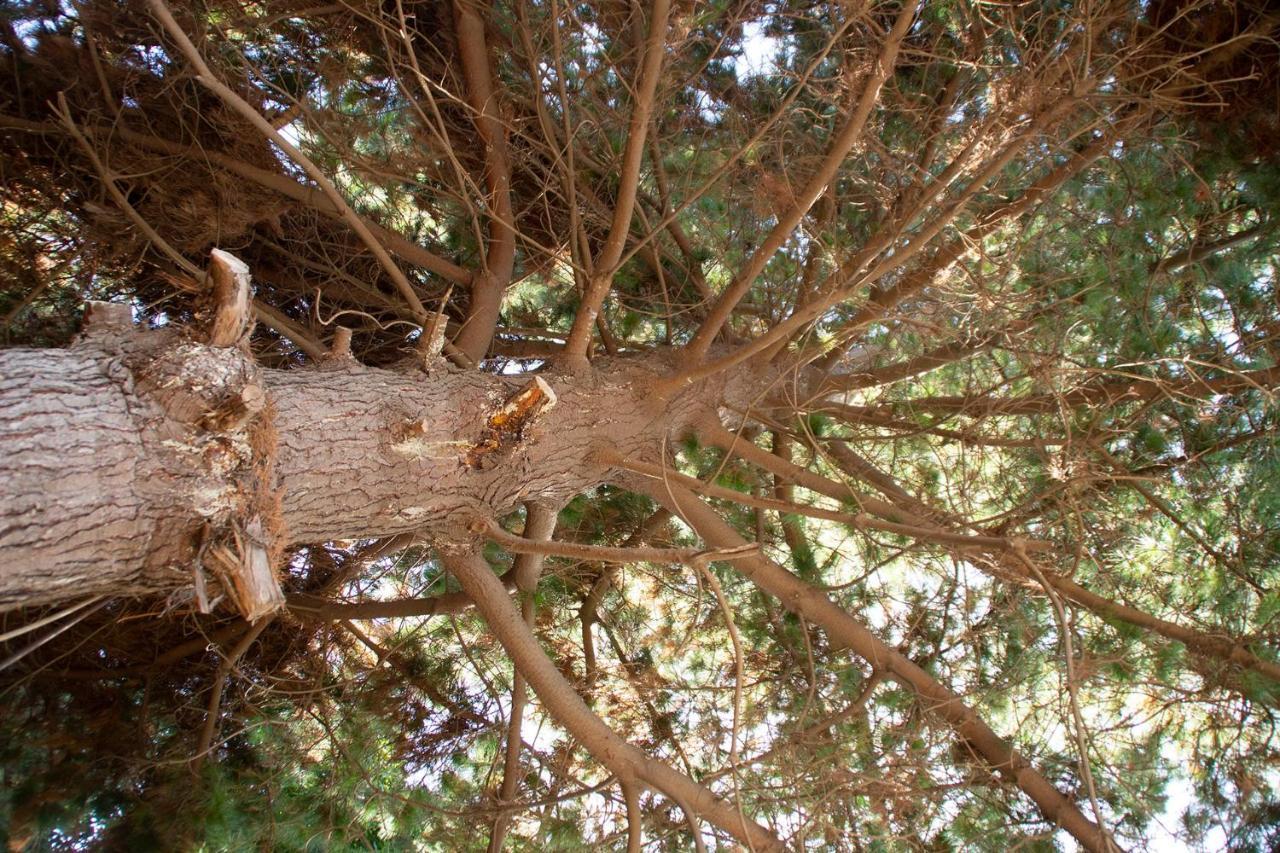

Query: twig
left=479, top=516, right=757, bottom=567
left=145, top=0, right=431, bottom=322
left=0, top=596, right=104, bottom=644
left=191, top=616, right=274, bottom=770
left=0, top=600, right=108, bottom=671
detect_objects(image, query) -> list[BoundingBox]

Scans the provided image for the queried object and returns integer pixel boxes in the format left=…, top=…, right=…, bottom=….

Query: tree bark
left=0, top=345, right=155, bottom=608
left=0, top=320, right=751, bottom=611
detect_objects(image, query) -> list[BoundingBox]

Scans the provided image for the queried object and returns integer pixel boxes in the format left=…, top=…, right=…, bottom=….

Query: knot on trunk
left=77, top=294, right=286, bottom=621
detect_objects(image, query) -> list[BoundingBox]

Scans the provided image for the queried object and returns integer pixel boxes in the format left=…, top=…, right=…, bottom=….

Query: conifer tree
left=1, top=1, right=1278, bottom=849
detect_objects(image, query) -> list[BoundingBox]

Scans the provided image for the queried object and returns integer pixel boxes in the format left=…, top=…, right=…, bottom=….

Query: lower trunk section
left=0, top=347, right=152, bottom=608
left=0, top=321, right=737, bottom=611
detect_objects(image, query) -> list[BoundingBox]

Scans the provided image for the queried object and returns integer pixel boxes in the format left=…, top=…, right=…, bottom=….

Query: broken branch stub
left=80, top=301, right=134, bottom=338
left=328, top=326, right=354, bottom=360
left=207, top=249, right=254, bottom=347
left=415, top=286, right=452, bottom=363
left=199, top=382, right=267, bottom=433
left=203, top=517, right=284, bottom=623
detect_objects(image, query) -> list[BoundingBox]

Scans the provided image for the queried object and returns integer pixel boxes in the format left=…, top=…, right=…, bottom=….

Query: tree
left=1, top=0, right=1278, bottom=849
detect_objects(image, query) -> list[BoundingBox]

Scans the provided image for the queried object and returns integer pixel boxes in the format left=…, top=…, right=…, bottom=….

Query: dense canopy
left=1, top=0, right=1279, bottom=850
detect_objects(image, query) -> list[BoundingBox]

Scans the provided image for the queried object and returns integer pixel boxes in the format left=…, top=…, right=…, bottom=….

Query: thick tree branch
left=638, top=480, right=1117, bottom=853
left=562, top=0, right=672, bottom=364
left=440, top=546, right=783, bottom=850
left=489, top=502, right=558, bottom=852
left=452, top=0, right=518, bottom=363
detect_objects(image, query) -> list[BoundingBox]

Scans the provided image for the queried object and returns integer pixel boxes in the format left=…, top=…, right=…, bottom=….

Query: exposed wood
left=327, top=326, right=353, bottom=360
left=203, top=517, right=284, bottom=623
left=207, top=249, right=253, bottom=347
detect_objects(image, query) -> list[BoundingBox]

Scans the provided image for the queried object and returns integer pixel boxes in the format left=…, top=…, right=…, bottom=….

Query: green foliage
left=3, top=0, right=1280, bottom=850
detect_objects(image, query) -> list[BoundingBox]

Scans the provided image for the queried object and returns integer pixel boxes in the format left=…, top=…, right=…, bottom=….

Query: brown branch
left=638, top=480, right=1117, bottom=853
left=822, top=440, right=1280, bottom=686
left=155, top=259, right=326, bottom=358
left=695, top=420, right=1050, bottom=553
left=819, top=328, right=1016, bottom=394
left=698, top=670, right=885, bottom=786
left=824, top=442, right=947, bottom=524
left=661, top=125, right=1120, bottom=392
left=440, top=547, right=783, bottom=850
left=49, top=616, right=246, bottom=682
left=622, top=780, right=643, bottom=853
left=288, top=581, right=503, bottom=621
left=771, top=432, right=814, bottom=567
left=603, top=450, right=1041, bottom=554
left=250, top=300, right=328, bottom=360
left=561, top=0, right=672, bottom=364
left=1010, top=558, right=1280, bottom=686
left=191, top=616, right=273, bottom=770
left=685, top=0, right=920, bottom=358
left=52, top=109, right=326, bottom=361
left=1095, top=446, right=1263, bottom=594
left=848, top=364, right=1280, bottom=419
left=1151, top=218, right=1271, bottom=275
left=452, top=0, right=518, bottom=363
left=816, top=403, right=1067, bottom=448
left=581, top=509, right=673, bottom=690
left=480, top=516, right=756, bottom=566
left=488, top=502, right=558, bottom=852
left=145, top=0, right=432, bottom=321
left=645, top=140, right=712, bottom=303
left=59, top=117, right=466, bottom=283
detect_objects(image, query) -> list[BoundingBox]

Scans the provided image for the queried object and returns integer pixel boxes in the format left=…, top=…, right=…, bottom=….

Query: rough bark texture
left=270, top=355, right=686, bottom=542
left=0, top=345, right=152, bottom=607
left=0, top=320, right=750, bottom=611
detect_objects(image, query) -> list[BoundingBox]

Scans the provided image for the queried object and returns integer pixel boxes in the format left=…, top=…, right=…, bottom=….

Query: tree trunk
left=0, top=316, right=745, bottom=611
left=1, top=345, right=155, bottom=608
